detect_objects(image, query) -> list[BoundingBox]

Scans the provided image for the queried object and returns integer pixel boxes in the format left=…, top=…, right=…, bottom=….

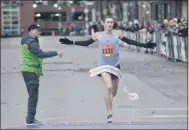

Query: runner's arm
left=59, top=33, right=98, bottom=46
left=116, top=30, right=156, bottom=48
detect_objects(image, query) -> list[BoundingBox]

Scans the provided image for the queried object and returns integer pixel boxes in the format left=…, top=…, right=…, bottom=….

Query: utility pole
left=122, top=2, right=128, bottom=22
left=84, top=1, right=89, bottom=35
left=58, top=0, right=62, bottom=35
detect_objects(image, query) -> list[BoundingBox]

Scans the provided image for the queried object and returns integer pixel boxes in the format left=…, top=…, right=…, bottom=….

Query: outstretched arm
left=27, top=40, right=58, bottom=58
left=59, top=33, right=99, bottom=46
left=116, top=30, right=156, bottom=48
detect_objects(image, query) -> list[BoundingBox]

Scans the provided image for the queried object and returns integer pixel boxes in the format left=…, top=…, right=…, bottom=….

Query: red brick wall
left=20, top=1, right=34, bottom=34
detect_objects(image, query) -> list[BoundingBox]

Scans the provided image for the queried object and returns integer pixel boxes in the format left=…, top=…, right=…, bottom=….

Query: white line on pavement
left=116, top=108, right=187, bottom=111
left=143, top=115, right=187, bottom=118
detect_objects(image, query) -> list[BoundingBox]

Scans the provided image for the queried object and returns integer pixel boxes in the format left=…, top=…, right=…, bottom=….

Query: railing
left=121, top=31, right=188, bottom=62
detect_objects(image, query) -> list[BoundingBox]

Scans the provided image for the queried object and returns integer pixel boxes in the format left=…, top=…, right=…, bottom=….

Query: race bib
left=102, top=44, right=114, bottom=56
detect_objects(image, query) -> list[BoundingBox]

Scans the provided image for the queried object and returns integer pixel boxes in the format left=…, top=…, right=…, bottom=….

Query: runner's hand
left=57, top=51, right=63, bottom=58
left=59, top=38, right=73, bottom=45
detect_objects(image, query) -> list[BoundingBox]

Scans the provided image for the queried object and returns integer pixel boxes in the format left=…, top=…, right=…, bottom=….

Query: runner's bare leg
left=101, top=72, right=113, bottom=114
left=112, top=79, right=119, bottom=97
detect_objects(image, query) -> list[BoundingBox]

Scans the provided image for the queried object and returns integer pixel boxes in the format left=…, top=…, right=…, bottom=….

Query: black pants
left=22, top=71, right=39, bottom=123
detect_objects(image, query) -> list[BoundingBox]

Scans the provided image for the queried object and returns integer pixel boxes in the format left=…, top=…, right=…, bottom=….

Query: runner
left=59, top=15, right=156, bottom=123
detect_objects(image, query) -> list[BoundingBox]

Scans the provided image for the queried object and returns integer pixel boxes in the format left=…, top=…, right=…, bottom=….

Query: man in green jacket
left=21, top=24, right=62, bottom=125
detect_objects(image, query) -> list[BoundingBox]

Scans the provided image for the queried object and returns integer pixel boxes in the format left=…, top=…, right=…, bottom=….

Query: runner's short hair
left=103, top=15, right=115, bottom=22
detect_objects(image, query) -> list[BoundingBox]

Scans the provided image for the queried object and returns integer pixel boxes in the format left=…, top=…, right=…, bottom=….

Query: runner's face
left=104, top=18, right=114, bottom=31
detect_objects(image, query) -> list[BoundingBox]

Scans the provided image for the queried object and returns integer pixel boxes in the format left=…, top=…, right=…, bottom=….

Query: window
left=52, top=0, right=58, bottom=3
left=4, top=26, right=10, bottom=29
left=11, top=31, right=19, bottom=35
left=4, top=21, right=11, bottom=25
left=60, top=12, right=67, bottom=21
left=2, top=1, right=14, bottom=8
left=12, top=16, right=18, bottom=20
left=12, top=21, right=18, bottom=24
left=34, top=12, right=67, bottom=22
left=72, top=12, right=85, bottom=21
left=11, top=5, right=18, bottom=8
left=51, top=12, right=67, bottom=21
left=11, top=28, right=19, bottom=31
left=72, top=12, right=92, bottom=21
left=3, top=11, right=10, bottom=15
left=72, top=0, right=81, bottom=5
left=3, top=1, right=11, bottom=5
left=51, top=14, right=59, bottom=21
left=11, top=26, right=18, bottom=30
left=4, top=15, right=11, bottom=20
left=36, top=12, right=51, bottom=21
left=12, top=11, right=18, bottom=15
left=33, top=0, right=43, bottom=5
left=43, top=1, right=48, bottom=5
left=43, top=0, right=58, bottom=5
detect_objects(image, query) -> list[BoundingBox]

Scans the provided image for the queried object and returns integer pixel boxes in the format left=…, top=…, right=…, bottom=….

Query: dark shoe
left=26, top=119, right=42, bottom=125
left=107, top=114, right=113, bottom=123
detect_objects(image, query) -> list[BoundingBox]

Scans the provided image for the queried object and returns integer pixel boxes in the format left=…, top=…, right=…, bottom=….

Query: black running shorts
left=98, top=64, right=121, bottom=80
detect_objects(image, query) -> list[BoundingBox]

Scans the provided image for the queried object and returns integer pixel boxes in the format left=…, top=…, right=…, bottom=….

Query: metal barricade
left=139, top=31, right=146, bottom=52
left=169, top=35, right=175, bottom=60
left=122, top=30, right=188, bottom=62
left=184, top=37, right=188, bottom=61
left=129, top=32, right=136, bottom=50
left=178, top=36, right=188, bottom=62
left=165, top=35, right=188, bottom=62
left=123, top=31, right=133, bottom=49
left=177, top=36, right=182, bottom=61
left=158, top=32, right=166, bottom=56
left=135, top=31, right=141, bottom=52
left=123, top=31, right=146, bottom=52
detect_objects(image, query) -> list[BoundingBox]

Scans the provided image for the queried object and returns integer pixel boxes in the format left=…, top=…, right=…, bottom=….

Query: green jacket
left=21, top=35, right=57, bottom=74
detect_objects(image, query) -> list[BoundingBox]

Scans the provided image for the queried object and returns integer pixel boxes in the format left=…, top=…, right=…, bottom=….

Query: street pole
left=84, top=2, right=89, bottom=35
left=122, top=2, right=127, bottom=22
left=92, top=8, right=96, bottom=22
left=58, top=0, right=62, bottom=35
